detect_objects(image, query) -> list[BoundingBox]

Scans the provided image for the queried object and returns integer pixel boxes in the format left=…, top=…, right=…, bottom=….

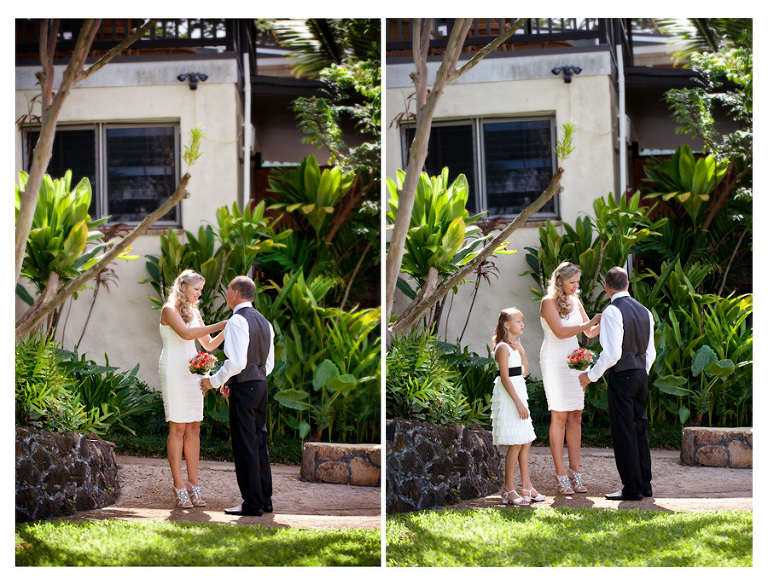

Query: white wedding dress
left=159, top=314, right=205, bottom=423
left=539, top=303, right=585, bottom=412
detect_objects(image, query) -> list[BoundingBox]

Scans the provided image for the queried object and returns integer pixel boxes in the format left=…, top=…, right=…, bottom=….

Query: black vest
left=226, top=306, right=272, bottom=386
left=609, top=295, right=650, bottom=373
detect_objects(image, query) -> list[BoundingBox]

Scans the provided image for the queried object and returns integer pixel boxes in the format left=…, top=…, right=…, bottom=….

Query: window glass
left=483, top=119, right=555, bottom=216
left=23, top=124, right=179, bottom=225
left=25, top=128, right=98, bottom=215
left=106, top=127, right=177, bottom=223
left=401, top=117, right=557, bottom=218
left=404, top=124, right=477, bottom=213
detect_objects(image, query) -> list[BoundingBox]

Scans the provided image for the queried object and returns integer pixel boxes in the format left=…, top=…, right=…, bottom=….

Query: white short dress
left=539, top=303, right=585, bottom=412
left=490, top=342, right=536, bottom=446
left=158, top=314, right=204, bottom=423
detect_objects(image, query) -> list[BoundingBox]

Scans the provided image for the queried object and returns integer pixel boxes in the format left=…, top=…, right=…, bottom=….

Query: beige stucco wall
left=14, top=60, right=244, bottom=391
left=386, top=52, right=620, bottom=377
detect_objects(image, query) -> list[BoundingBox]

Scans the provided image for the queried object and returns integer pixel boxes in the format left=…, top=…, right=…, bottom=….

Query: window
left=24, top=123, right=180, bottom=225
left=403, top=117, right=558, bottom=217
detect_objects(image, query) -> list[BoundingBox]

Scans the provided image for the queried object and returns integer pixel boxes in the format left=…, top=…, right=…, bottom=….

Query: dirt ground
left=455, top=446, right=753, bottom=513
left=68, top=455, right=382, bottom=530
left=67, top=445, right=751, bottom=530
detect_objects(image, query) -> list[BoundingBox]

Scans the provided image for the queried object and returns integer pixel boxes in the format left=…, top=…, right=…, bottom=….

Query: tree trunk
left=385, top=18, right=527, bottom=324
left=15, top=19, right=156, bottom=285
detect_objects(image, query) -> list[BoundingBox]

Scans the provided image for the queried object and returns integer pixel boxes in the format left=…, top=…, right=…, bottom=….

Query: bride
left=539, top=262, right=601, bottom=495
left=159, top=269, right=227, bottom=508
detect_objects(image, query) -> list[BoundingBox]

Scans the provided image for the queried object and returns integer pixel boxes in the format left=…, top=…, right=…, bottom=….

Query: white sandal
left=501, top=488, right=530, bottom=506
left=520, top=487, right=546, bottom=502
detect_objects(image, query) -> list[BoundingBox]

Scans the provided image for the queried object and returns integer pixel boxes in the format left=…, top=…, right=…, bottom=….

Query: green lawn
left=16, top=519, right=381, bottom=566
left=386, top=507, right=752, bottom=567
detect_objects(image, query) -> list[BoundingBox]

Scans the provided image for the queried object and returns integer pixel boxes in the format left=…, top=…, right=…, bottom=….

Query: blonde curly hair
left=167, top=269, right=204, bottom=324
left=547, top=261, right=581, bottom=318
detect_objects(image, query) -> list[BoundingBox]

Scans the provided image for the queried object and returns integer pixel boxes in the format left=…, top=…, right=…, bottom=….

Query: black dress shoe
left=605, top=489, right=643, bottom=501
left=264, top=505, right=273, bottom=513
left=225, top=505, right=263, bottom=516
left=643, top=488, right=653, bottom=497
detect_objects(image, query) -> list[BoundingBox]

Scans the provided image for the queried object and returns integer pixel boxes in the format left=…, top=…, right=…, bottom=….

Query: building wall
left=16, top=59, right=249, bottom=390
left=386, top=51, right=619, bottom=377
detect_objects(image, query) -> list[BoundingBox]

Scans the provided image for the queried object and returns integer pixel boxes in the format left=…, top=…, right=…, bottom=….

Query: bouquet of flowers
left=189, top=352, right=217, bottom=375
left=567, top=347, right=596, bottom=371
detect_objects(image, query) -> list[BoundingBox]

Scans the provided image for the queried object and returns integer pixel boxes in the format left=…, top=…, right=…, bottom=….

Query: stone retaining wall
left=386, top=418, right=502, bottom=513
left=15, top=426, right=120, bottom=522
left=300, top=442, right=381, bottom=486
left=680, top=427, right=752, bottom=468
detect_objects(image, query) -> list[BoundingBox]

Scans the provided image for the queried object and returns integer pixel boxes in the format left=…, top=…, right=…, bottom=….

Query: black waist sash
left=508, top=366, right=522, bottom=377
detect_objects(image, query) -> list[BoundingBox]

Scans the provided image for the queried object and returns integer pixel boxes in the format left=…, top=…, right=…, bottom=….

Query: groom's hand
left=201, top=377, right=213, bottom=394
left=578, top=372, right=590, bottom=390
left=220, top=385, right=230, bottom=398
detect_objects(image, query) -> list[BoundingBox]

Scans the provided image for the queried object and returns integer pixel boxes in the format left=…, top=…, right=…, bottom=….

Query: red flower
left=189, top=352, right=217, bottom=375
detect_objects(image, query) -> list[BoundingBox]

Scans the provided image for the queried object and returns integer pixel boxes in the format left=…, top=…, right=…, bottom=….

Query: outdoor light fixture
left=551, top=65, right=582, bottom=83
left=177, top=72, right=208, bottom=90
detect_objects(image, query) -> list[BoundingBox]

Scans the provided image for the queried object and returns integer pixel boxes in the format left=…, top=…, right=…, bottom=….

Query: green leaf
left=313, top=359, right=340, bottom=391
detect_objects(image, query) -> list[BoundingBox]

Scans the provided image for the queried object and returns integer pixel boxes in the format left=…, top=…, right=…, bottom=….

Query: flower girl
left=490, top=308, right=546, bottom=505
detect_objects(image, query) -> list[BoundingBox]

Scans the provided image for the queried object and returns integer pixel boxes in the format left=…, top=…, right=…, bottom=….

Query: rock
left=386, top=418, right=502, bottom=513
left=15, top=426, right=120, bottom=522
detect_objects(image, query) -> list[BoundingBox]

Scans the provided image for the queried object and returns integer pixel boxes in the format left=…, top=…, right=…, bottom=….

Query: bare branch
left=16, top=174, right=192, bottom=340
left=453, top=19, right=528, bottom=80
left=77, top=19, right=158, bottom=82
left=390, top=168, right=564, bottom=334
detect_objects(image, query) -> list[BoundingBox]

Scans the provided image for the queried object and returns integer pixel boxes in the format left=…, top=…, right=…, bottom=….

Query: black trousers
left=229, top=379, right=272, bottom=512
left=606, top=368, right=652, bottom=497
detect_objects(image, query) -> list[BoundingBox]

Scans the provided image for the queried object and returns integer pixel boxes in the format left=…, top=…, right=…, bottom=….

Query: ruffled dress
left=490, top=341, right=536, bottom=446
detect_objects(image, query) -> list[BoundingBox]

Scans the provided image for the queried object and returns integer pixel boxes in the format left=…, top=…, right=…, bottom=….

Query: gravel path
left=68, top=455, right=382, bottom=530
left=453, top=446, right=753, bottom=513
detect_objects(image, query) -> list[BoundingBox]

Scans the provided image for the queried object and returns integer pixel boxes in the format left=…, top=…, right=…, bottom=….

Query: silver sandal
left=174, top=486, right=193, bottom=508
left=567, top=468, right=588, bottom=493
left=186, top=482, right=207, bottom=506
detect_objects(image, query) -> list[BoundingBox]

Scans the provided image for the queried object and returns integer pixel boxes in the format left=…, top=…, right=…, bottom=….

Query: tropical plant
left=58, top=349, right=160, bottom=436
left=387, top=168, right=486, bottom=289
left=15, top=333, right=109, bottom=435
left=15, top=171, right=138, bottom=335
left=142, top=200, right=284, bottom=323
left=271, top=302, right=380, bottom=442
left=268, top=156, right=354, bottom=240
left=643, top=145, right=729, bottom=226
left=387, top=329, right=481, bottom=426
left=522, top=192, right=666, bottom=318
left=272, top=18, right=380, bottom=77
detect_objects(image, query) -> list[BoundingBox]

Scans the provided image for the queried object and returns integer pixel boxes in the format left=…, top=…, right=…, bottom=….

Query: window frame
left=400, top=115, right=560, bottom=219
left=22, top=121, right=182, bottom=227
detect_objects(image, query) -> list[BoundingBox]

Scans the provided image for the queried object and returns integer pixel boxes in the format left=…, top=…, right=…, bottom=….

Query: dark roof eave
left=250, top=74, right=327, bottom=97
left=623, top=66, right=701, bottom=88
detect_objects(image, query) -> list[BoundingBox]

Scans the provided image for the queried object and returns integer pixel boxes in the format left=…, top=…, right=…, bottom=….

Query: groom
left=579, top=267, right=656, bottom=501
left=202, top=275, right=275, bottom=516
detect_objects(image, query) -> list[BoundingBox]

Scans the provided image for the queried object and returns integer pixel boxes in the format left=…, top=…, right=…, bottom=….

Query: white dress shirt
left=587, top=291, right=656, bottom=382
left=208, top=301, right=275, bottom=388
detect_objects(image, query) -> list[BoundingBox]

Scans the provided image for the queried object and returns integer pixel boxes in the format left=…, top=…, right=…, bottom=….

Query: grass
left=16, top=519, right=381, bottom=566
left=386, top=507, right=752, bottom=567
